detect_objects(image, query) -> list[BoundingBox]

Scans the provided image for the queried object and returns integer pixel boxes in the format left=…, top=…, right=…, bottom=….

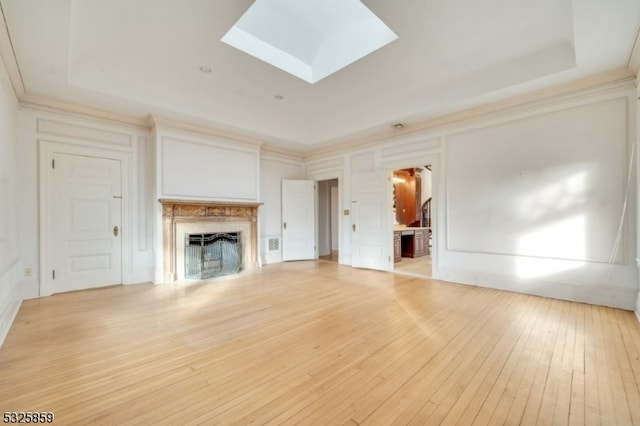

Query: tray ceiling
left=1, top=0, right=639, bottom=151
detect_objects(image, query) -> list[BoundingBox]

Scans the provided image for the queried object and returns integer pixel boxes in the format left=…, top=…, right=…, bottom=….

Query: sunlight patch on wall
left=514, top=171, right=588, bottom=279
left=515, top=214, right=586, bottom=279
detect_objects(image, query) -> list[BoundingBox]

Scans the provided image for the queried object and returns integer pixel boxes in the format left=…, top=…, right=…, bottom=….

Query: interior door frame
left=39, top=141, right=132, bottom=296
left=383, top=153, right=440, bottom=278
left=307, top=171, right=343, bottom=264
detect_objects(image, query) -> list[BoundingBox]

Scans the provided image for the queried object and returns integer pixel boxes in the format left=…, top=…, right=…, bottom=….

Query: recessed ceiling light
left=199, top=66, right=212, bottom=73
left=274, top=94, right=284, bottom=100
left=392, top=122, right=405, bottom=129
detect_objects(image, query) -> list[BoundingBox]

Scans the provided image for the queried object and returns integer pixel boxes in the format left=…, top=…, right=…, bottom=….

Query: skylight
left=221, top=0, right=398, bottom=84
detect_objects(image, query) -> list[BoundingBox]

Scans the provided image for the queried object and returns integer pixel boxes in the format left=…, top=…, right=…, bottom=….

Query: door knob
left=352, top=224, right=356, bottom=232
left=283, top=222, right=287, bottom=230
left=113, top=226, right=119, bottom=237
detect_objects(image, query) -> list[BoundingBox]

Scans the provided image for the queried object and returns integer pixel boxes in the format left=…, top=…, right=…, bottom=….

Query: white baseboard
left=438, top=268, right=638, bottom=311
left=0, top=292, right=21, bottom=347
left=0, top=261, right=22, bottom=347
left=18, top=279, right=39, bottom=300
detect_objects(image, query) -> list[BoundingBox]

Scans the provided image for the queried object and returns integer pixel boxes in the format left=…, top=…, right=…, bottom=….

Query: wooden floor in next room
left=1, top=260, right=639, bottom=424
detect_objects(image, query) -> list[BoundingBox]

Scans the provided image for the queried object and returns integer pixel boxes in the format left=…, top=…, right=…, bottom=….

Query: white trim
left=0, top=1, right=24, bottom=101
left=0, top=260, right=21, bottom=347
left=384, top=153, right=441, bottom=279
left=627, top=24, right=640, bottom=73
left=312, top=174, right=343, bottom=265
left=39, top=141, right=133, bottom=296
left=260, top=148, right=304, bottom=165
left=20, top=97, right=148, bottom=130
left=149, top=115, right=263, bottom=149
left=0, top=292, right=20, bottom=347
left=636, top=258, right=640, bottom=323
left=305, top=69, right=636, bottom=159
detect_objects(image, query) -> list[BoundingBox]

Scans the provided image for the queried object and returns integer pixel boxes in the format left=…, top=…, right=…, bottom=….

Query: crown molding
left=20, top=94, right=149, bottom=130
left=0, top=1, right=22, bottom=104
left=148, top=115, right=264, bottom=148
left=627, top=24, right=640, bottom=74
left=260, top=145, right=305, bottom=164
left=304, top=68, right=637, bottom=159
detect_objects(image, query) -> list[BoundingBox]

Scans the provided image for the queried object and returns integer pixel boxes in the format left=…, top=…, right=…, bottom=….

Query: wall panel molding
left=37, top=118, right=133, bottom=148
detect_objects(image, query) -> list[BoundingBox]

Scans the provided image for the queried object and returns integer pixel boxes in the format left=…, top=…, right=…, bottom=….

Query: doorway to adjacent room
left=318, top=178, right=339, bottom=262
left=392, top=164, right=433, bottom=278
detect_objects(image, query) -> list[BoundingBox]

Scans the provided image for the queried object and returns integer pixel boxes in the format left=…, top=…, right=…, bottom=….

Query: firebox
left=184, top=232, right=242, bottom=279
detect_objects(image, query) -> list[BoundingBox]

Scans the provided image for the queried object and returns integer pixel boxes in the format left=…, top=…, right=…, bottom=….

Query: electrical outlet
left=24, top=267, right=32, bottom=277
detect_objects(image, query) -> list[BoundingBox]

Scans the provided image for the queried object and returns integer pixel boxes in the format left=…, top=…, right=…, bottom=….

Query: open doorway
left=318, top=178, right=339, bottom=262
left=392, top=165, right=433, bottom=277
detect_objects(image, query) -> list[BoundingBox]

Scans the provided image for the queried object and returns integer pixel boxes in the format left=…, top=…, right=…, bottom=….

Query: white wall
left=17, top=109, right=155, bottom=300
left=259, top=152, right=305, bottom=264
left=156, top=133, right=260, bottom=202
left=0, top=59, right=20, bottom=345
left=440, top=95, right=636, bottom=309
left=306, top=85, right=639, bottom=310
left=636, top=83, right=640, bottom=320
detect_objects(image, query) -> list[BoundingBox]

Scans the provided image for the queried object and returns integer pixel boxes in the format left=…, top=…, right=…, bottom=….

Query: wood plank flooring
left=1, top=261, right=639, bottom=425
left=395, top=255, right=432, bottom=277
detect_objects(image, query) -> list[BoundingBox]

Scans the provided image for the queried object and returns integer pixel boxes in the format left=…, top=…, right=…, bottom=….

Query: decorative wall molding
left=149, top=115, right=263, bottom=149
left=260, top=146, right=304, bottom=164
left=0, top=2, right=24, bottom=101
left=304, top=68, right=637, bottom=159
left=21, top=95, right=148, bottom=130
left=137, top=136, right=152, bottom=252
left=0, top=260, right=21, bottom=347
left=158, top=134, right=260, bottom=201
left=306, top=156, right=345, bottom=178
left=37, top=118, right=133, bottom=148
left=628, top=25, right=640, bottom=73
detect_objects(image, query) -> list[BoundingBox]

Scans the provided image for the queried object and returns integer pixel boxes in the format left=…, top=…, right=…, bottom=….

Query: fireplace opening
left=185, top=232, right=242, bottom=279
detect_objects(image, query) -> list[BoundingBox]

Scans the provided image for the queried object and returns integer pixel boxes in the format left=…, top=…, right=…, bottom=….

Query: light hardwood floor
left=1, top=261, right=639, bottom=425
left=395, top=255, right=432, bottom=277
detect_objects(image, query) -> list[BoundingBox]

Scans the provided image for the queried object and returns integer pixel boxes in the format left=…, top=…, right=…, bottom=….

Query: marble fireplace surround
left=160, top=199, right=261, bottom=282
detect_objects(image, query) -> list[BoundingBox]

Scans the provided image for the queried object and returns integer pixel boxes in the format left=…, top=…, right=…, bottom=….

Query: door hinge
left=52, top=159, right=55, bottom=169
left=52, top=270, right=55, bottom=280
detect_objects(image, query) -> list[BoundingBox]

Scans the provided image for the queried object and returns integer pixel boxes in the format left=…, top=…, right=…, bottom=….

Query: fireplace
left=160, top=200, right=261, bottom=282
left=185, top=232, right=241, bottom=279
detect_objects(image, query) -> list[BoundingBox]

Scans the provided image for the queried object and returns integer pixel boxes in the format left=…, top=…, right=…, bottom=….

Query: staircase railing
left=422, top=197, right=432, bottom=228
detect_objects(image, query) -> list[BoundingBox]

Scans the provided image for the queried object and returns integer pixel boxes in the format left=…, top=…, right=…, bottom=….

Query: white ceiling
left=1, top=0, right=639, bottom=152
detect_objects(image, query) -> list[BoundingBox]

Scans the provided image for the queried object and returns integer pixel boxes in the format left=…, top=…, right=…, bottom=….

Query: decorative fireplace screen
left=185, top=232, right=242, bottom=279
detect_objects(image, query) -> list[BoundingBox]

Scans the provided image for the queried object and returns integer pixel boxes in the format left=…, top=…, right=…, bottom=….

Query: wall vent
left=268, top=237, right=280, bottom=251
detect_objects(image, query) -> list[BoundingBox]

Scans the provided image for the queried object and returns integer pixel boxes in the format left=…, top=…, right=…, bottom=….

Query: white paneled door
left=282, top=179, right=316, bottom=261
left=351, top=171, right=390, bottom=271
left=51, top=153, right=122, bottom=293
